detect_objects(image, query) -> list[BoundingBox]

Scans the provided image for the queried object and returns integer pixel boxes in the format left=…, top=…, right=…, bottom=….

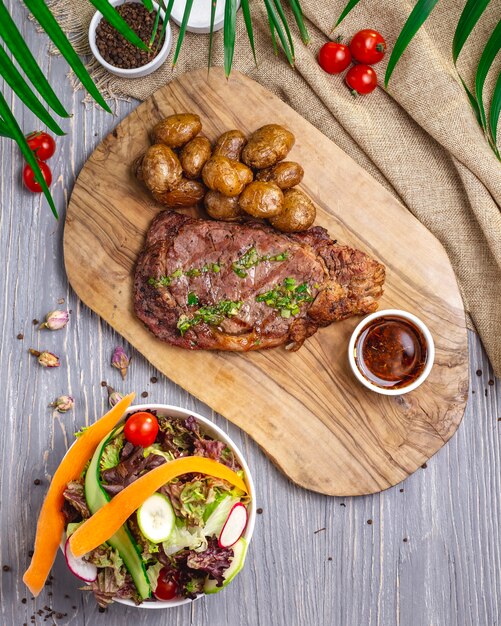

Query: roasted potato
left=142, top=144, right=183, bottom=194
left=152, top=113, right=202, bottom=148
left=234, top=161, right=253, bottom=187
left=202, top=156, right=247, bottom=197
left=238, top=181, right=284, bottom=218
left=180, top=136, right=212, bottom=179
left=153, top=178, right=206, bottom=208
left=269, top=188, right=316, bottom=232
left=204, top=191, right=243, bottom=221
left=213, top=130, right=247, bottom=161
left=241, top=124, right=295, bottom=169
left=256, top=161, right=304, bottom=189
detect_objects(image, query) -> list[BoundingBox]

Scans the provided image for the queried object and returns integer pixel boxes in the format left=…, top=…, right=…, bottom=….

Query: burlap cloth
left=53, top=0, right=501, bottom=375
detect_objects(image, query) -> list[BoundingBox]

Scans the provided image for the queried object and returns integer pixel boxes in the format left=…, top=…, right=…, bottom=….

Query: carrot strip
left=23, top=393, right=135, bottom=596
left=69, top=456, right=248, bottom=558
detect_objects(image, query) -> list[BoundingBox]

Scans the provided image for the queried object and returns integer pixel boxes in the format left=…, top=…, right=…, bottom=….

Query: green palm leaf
left=288, top=0, right=310, bottom=44
left=334, top=0, right=362, bottom=27
left=0, top=1, right=68, bottom=118
left=141, top=0, right=154, bottom=11
left=172, top=0, right=193, bottom=67
left=453, top=0, right=491, bottom=63
left=0, top=46, right=64, bottom=136
left=148, top=0, right=163, bottom=47
left=459, top=75, right=482, bottom=126
left=489, top=71, right=501, bottom=146
left=208, top=0, right=217, bottom=68
left=241, top=0, right=257, bottom=65
left=87, top=0, right=148, bottom=50
left=155, top=0, right=174, bottom=52
left=385, top=0, right=440, bottom=87
left=475, top=18, right=501, bottom=130
left=0, top=91, right=58, bottom=218
left=272, top=0, right=294, bottom=57
left=23, top=0, right=111, bottom=112
left=224, top=0, right=238, bottom=77
left=263, top=0, right=294, bottom=65
left=0, top=119, right=13, bottom=138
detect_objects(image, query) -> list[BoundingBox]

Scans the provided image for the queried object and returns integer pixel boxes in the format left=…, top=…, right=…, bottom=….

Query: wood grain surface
left=64, top=69, right=469, bottom=496
left=3, top=8, right=500, bottom=625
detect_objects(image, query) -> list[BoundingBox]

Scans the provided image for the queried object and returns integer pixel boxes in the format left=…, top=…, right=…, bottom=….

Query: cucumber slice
left=203, top=537, right=248, bottom=594
left=137, top=493, right=175, bottom=543
left=85, top=429, right=151, bottom=600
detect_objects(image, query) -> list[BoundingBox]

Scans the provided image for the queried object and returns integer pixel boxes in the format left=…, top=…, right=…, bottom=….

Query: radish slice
left=64, top=538, right=97, bottom=583
left=218, top=503, right=248, bottom=548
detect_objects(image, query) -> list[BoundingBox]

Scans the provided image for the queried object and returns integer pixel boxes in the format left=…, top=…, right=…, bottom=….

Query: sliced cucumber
left=137, top=493, right=175, bottom=543
left=85, top=429, right=151, bottom=600
left=203, top=537, right=248, bottom=594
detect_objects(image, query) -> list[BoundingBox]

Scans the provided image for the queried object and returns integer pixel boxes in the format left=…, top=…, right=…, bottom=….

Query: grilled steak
left=134, top=211, right=385, bottom=351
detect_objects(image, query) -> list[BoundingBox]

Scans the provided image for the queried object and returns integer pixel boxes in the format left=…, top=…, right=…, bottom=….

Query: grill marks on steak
left=134, top=211, right=385, bottom=351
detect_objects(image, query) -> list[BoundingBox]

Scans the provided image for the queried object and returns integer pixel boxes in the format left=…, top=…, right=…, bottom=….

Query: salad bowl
left=61, top=402, right=256, bottom=609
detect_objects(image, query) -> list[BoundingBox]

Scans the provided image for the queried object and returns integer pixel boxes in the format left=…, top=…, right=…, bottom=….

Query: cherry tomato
left=23, top=161, right=52, bottom=193
left=345, top=64, right=378, bottom=95
left=26, top=131, right=56, bottom=161
left=154, top=569, right=178, bottom=600
left=318, top=41, right=352, bottom=74
left=349, top=29, right=386, bottom=65
left=124, top=411, right=159, bottom=447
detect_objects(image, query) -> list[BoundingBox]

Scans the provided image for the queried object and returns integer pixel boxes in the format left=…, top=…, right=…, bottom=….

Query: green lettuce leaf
left=100, top=433, right=125, bottom=472
left=204, top=495, right=240, bottom=538
left=146, top=561, right=163, bottom=590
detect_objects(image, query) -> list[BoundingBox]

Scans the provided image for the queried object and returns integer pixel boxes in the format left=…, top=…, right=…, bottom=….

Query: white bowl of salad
left=61, top=403, right=256, bottom=609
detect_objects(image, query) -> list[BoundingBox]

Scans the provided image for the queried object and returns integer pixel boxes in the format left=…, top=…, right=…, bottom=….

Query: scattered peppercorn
left=141, top=391, right=148, bottom=398
left=472, top=390, right=476, bottom=394
left=17, top=333, right=24, bottom=340
left=399, top=488, right=404, bottom=493
left=476, top=369, right=482, bottom=376
left=340, top=503, right=346, bottom=507
left=95, top=4, right=164, bottom=70
left=150, top=376, right=158, bottom=384
left=256, top=507, right=263, bottom=514
left=421, top=463, right=427, bottom=469
left=488, top=379, right=494, bottom=386
left=485, top=389, right=488, bottom=397
left=32, top=319, right=39, bottom=326
left=34, top=479, right=41, bottom=485
left=327, top=557, right=332, bottom=561
left=403, top=538, right=408, bottom=542
left=98, top=607, right=106, bottom=613
left=101, top=381, right=107, bottom=387
left=367, top=519, right=373, bottom=525
left=2, top=565, right=10, bottom=572
left=22, top=598, right=27, bottom=604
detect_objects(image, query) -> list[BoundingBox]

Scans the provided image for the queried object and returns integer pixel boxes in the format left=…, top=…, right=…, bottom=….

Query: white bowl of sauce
left=347, top=309, right=435, bottom=396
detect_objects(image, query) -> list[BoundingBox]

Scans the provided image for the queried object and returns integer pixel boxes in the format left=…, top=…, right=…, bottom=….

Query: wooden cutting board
left=64, top=69, right=468, bottom=496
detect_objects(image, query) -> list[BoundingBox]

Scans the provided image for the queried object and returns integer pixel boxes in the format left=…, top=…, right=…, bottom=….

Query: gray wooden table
left=1, top=12, right=500, bottom=626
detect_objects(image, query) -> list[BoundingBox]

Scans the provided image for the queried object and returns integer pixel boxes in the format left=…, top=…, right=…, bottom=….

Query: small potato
left=204, top=191, right=243, bottom=221
left=202, top=156, right=247, bottom=197
left=239, top=181, right=284, bottom=218
left=142, top=144, right=183, bottom=194
left=152, top=113, right=202, bottom=148
left=269, top=188, right=316, bottom=232
left=153, top=178, right=206, bottom=208
left=234, top=161, right=253, bottom=187
left=213, top=130, right=247, bottom=161
left=241, top=124, right=295, bottom=169
left=180, top=136, right=212, bottom=179
left=256, top=161, right=304, bottom=189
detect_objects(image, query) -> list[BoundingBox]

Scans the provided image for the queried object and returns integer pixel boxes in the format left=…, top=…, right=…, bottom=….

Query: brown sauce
left=354, top=315, right=428, bottom=389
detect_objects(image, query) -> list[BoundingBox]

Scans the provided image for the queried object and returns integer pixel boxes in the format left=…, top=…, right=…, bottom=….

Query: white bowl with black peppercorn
left=89, top=0, right=172, bottom=78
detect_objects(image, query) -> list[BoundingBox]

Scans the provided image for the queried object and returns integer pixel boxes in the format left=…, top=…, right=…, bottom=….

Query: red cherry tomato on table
left=318, top=42, right=352, bottom=74
left=124, top=411, right=159, bottom=447
left=23, top=160, right=52, bottom=193
left=26, top=131, right=56, bottom=161
left=345, top=65, right=378, bottom=95
left=350, top=29, right=386, bottom=65
left=154, top=569, right=178, bottom=601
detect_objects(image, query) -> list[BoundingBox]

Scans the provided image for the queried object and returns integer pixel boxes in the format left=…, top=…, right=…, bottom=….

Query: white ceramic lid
left=170, top=0, right=241, bottom=34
